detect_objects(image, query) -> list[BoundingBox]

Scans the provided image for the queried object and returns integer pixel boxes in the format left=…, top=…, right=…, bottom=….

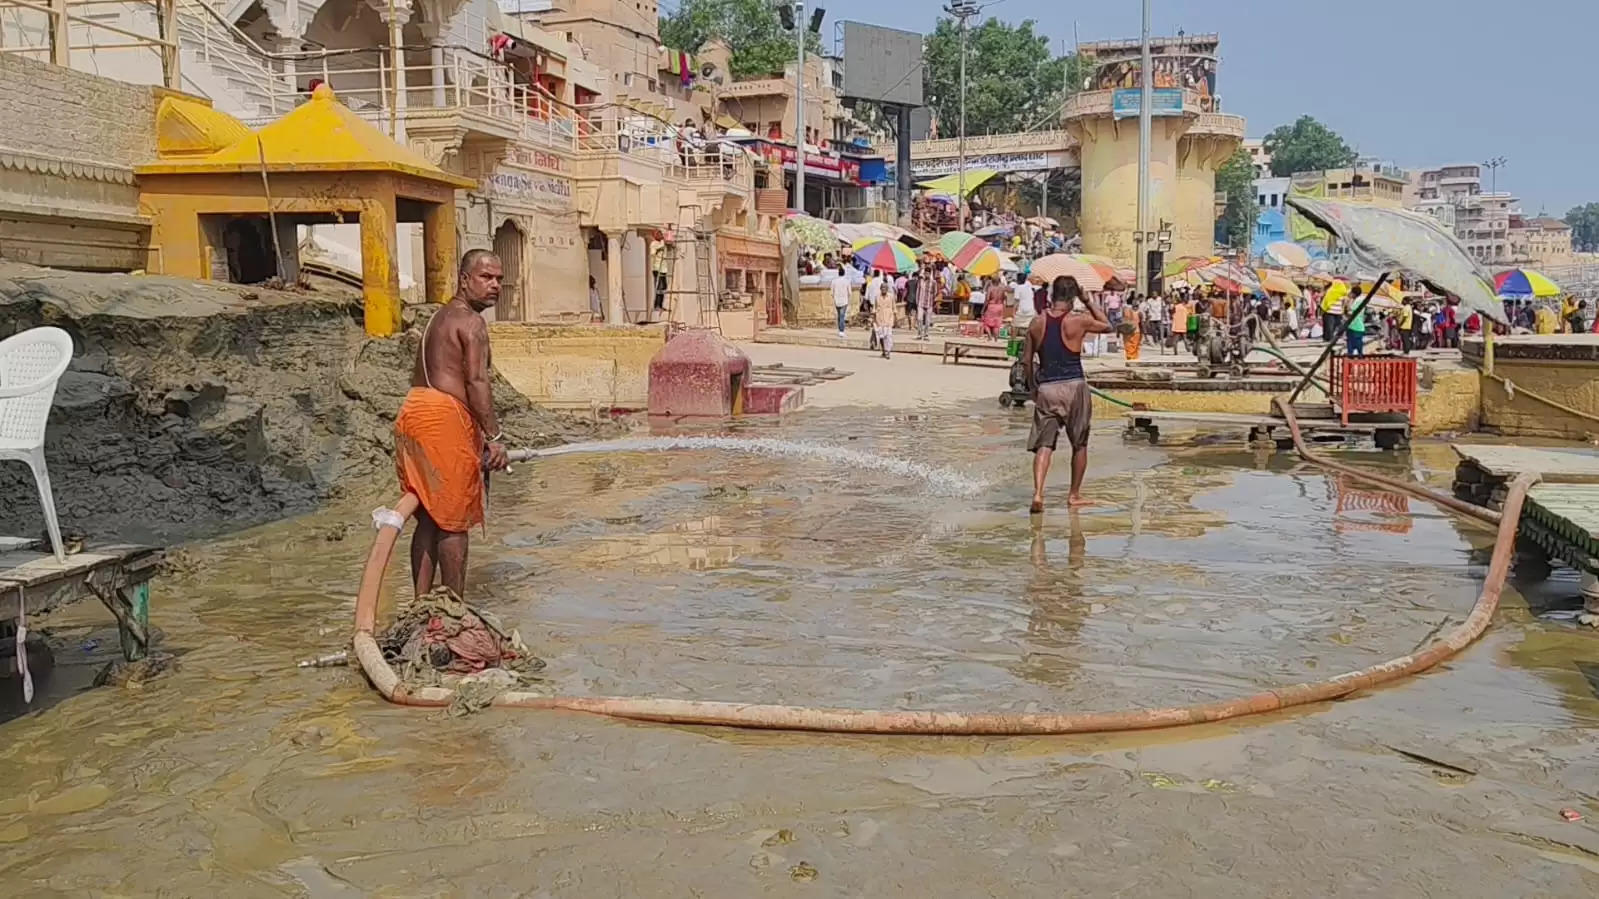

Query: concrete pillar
left=273, top=217, right=300, bottom=283
left=49, top=0, right=68, bottom=66
left=422, top=199, right=456, bottom=305
left=605, top=230, right=624, bottom=324
left=430, top=46, right=447, bottom=107
left=276, top=37, right=299, bottom=108
left=381, top=7, right=410, bottom=142
left=360, top=194, right=402, bottom=336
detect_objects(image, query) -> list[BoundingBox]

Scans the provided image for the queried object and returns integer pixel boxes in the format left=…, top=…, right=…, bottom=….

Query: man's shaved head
left=459, top=248, right=499, bottom=280
left=456, top=249, right=503, bottom=310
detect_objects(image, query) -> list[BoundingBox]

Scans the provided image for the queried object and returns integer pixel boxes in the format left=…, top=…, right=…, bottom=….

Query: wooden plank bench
left=941, top=338, right=1012, bottom=367
left=0, top=541, right=162, bottom=661
left=1123, top=410, right=1410, bottom=450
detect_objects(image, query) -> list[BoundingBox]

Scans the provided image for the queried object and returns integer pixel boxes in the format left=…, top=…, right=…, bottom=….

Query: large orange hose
left=352, top=466, right=1537, bottom=733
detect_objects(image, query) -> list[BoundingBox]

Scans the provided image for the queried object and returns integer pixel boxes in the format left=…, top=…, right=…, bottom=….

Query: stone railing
left=1191, top=113, right=1247, bottom=138
left=895, top=129, right=1074, bottom=159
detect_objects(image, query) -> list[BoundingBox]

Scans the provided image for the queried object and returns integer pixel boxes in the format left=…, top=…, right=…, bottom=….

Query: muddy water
left=2, top=407, right=1597, bottom=896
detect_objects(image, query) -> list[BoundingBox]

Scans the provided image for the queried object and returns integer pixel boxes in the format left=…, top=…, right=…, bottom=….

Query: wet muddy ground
left=3, top=405, right=1597, bottom=896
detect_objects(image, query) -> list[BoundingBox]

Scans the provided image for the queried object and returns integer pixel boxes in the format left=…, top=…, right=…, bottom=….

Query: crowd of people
left=805, top=238, right=1598, bottom=367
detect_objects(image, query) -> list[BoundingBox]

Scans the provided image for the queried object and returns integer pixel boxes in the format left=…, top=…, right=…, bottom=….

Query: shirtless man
left=1023, top=275, right=1111, bottom=513
left=392, top=249, right=511, bottom=598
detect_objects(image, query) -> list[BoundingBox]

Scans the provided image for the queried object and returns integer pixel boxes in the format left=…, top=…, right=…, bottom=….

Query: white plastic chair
left=0, top=327, right=74, bottom=563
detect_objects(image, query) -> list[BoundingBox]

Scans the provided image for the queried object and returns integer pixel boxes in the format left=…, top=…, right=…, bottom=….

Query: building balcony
left=279, top=51, right=580, bottom=152
left=571, top=111, right=757, bottom=231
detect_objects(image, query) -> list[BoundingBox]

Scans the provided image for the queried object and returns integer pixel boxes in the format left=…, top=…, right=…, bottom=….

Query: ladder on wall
left=661, top=227, right=721, bottom=334
left=693, top=230, right=722, bottom=335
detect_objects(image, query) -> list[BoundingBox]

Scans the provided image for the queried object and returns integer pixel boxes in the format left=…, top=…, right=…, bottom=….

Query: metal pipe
left=1135, top=0, right=1152, bottom=295
left=792, top=0, right=805, bottom=215
left=957, top=10, right=967, bottom=231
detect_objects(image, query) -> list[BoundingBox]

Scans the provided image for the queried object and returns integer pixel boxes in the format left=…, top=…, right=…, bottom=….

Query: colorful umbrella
left=938, top=231, right=1001, bottom=276
left=1493, top=268, right=1561, bottom=298
left=782, top=215, right=836, bottom=254
left=849, top=238, right=916, bottom=274
left=1284, top=196, right=1503, bottom=323
left=1028, top=254, right=1105, bottom=292
left=1184, top=261, right=1262, bottom=294
left=1067, top=255, right=1129, bottom=288
left=1162, top=255, right=1216, bottom=278
left=1262, top=241, right=1311, bottom=269
left=1256, top=270, right=1303, bottom=298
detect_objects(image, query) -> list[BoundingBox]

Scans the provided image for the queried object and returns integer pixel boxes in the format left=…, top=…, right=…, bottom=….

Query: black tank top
left=1038, top=314, right=1084, bottom=383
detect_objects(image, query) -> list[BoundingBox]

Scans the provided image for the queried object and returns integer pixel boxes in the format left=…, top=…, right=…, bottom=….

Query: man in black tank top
left=1023, top=276, right=1111, bottom=514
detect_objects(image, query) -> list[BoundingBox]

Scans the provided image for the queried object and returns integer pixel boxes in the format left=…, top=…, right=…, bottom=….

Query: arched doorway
left=493, top=219, right=524, bottom=321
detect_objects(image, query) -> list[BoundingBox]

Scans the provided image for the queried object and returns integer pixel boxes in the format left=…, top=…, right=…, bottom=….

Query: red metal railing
left=1330, top=355, right=1418, bottom=425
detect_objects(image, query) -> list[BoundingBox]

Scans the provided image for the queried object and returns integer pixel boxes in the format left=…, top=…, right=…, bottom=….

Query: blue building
left=1251, top=208, right=1287, bottom=258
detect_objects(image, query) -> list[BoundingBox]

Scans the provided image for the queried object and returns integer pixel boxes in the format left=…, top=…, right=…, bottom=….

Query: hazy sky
left=823, top=0, right=1595, bottom=216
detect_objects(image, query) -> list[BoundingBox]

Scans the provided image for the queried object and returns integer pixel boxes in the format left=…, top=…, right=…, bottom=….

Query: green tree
left=659, top=0, right=821, bottom=80
left=1565, top=202, right=1599, bottom=252
left=922, top=16, right=1086, bottom=137
left=1262, top=115, right=1357, bottom=177
left=1215, top=147, right=1257, bottom=250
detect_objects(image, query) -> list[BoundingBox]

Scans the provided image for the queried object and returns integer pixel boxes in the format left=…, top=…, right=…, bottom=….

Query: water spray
left=508, top=436, right=985, bottom=497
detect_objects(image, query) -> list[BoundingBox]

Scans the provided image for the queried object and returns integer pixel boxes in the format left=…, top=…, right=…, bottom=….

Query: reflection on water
left=2, top=405, right=1596, bottom=893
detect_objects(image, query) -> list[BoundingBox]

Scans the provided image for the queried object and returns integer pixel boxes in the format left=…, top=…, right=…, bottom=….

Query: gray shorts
left=1028, top=379, right=1091, bottom=452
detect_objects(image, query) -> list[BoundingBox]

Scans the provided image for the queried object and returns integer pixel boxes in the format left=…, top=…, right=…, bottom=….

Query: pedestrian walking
left=1343, top=292, right=1366, bottom=357
left=873, top=280, right=897, bottom=358
left=830, top=267, right=851, bottom=340
left=915, top=262, right=936, bottom=340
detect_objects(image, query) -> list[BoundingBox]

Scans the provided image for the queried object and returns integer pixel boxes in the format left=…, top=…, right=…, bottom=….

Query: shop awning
left=916, top=169, right=998, bottom=198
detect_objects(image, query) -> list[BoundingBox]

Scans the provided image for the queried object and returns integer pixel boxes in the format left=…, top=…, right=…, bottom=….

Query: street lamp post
left=792, top=1, right=806, bottom=214
left=1135, top=0, right=1152, bottom=295
left=1482, top=155, right=1507, bottom=195
left=946, top=0, right=979, bottom=232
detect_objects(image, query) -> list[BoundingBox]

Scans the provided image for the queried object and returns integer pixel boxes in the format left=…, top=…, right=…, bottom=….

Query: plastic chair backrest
left=0, top=326, right=75, bottom=445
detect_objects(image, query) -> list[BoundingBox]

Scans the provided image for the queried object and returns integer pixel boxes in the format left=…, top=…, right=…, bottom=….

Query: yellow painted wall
left=1174, top=135, right=1233, bottom=260
left=1090, top=390, right=1273, bottom=420
left=1416, top=366, right=1480, bottom=435
left=793, top=284, right=838, bottom=328
left=1479, top=360, right=1599, bottom=439
left=490, top=321, right=667, bottom=410
left=1074, top=116, right=1186, bottom=265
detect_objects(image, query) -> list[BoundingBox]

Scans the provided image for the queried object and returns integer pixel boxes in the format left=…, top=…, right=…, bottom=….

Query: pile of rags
left=376, top=586, right=545, bottom=715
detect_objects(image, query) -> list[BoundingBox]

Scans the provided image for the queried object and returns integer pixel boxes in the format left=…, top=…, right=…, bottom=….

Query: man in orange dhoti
left=394, top=249, right=510, bottom=598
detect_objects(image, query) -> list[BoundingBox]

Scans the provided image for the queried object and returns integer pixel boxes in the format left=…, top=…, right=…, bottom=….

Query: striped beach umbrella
left=938, top=231, right=1003, bottom=276
left=850, top=238, right=916, bottom=274
left=1027, top=254, right=1105, bottom=292
left=1493, top=268, right=1561, bottom=298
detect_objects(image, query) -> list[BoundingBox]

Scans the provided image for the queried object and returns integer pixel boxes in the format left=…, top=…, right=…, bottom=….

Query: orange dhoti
left=1123, top=328, right=1141, bottom=360
left=394, top=387, right=484, bottom=532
